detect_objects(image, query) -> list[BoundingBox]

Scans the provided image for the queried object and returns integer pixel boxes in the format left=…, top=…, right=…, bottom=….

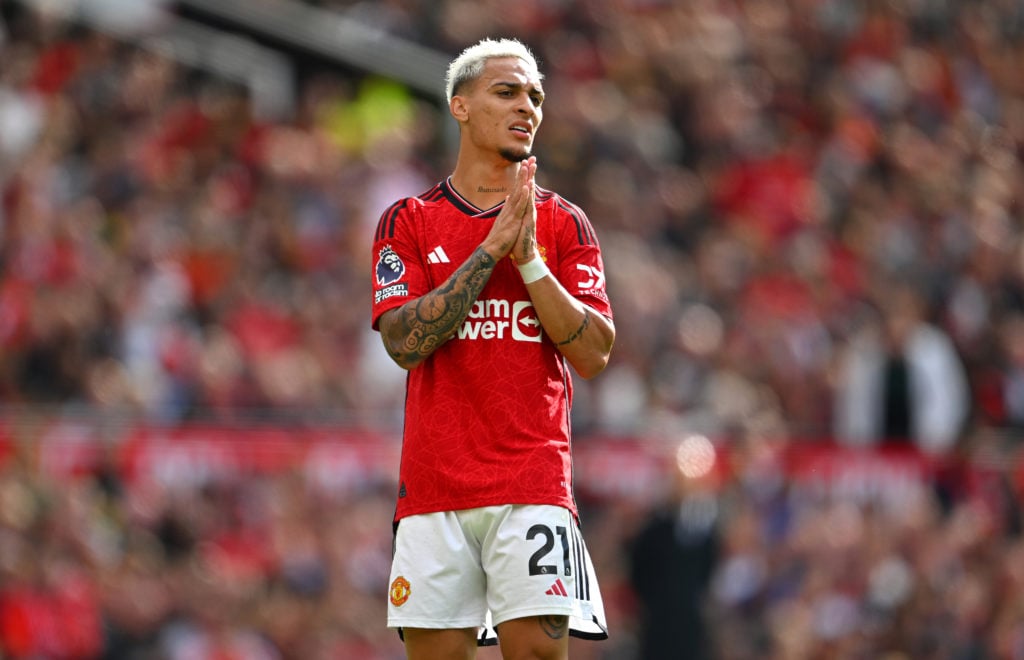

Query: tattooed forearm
left=385, top=247, right=497, bottom=366
left=520, top=224, right=535, bottom=257
left=539, top=615, right=568, bottom=640
left=556, top=308, right=591, bottom=346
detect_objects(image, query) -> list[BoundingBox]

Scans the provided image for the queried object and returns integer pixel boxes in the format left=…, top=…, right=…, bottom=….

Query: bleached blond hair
left=444, top=38, right=542, bottom=104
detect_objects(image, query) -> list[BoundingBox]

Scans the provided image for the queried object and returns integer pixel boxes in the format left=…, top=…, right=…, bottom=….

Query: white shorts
left=387, top=504, right=608, bottom=645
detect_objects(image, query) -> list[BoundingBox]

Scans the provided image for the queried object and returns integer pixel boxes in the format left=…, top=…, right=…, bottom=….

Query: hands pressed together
left=482, top=156, right=538, bottom=264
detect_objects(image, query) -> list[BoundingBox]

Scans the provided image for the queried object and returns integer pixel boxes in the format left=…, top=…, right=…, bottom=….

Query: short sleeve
left=371, top=198, right=427, bottom=330
left=552, top=198, right=613, bottom=320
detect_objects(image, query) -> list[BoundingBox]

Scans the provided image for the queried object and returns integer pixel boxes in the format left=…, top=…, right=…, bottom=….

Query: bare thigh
left=496, top=615, right=570, bottom=660
left=403, top=627, right=478, bottom=660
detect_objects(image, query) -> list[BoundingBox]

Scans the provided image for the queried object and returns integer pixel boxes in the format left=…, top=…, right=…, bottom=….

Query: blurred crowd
left=2, top=0, right=1024, bottom=658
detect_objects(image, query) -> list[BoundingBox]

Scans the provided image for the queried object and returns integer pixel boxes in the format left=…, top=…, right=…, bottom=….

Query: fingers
left=483, top=159, right=538, bottom=259
left=512, top=159, right=538, bottom=261
left=514, top=157, right=537, bottom=217
left=523, top=158, right=537, bottom=218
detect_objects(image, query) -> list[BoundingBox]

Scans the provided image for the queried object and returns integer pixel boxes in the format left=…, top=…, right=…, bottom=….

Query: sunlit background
left=1, top=0, right=1023, bottom=658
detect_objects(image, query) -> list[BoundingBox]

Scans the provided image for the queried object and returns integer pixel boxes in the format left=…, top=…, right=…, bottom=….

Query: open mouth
left=510, top=123, right=532, bottom=137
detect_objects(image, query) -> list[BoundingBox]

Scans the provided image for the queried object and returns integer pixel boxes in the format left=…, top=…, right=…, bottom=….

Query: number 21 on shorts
left=527, top=524, right=571, bottom=577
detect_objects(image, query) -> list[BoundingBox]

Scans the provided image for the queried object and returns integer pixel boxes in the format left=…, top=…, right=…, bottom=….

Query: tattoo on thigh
left=540, top=615, right=568, bottom=640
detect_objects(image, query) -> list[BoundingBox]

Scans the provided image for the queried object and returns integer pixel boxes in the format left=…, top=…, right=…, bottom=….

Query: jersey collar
left=443, top=177, right=503, bottom=218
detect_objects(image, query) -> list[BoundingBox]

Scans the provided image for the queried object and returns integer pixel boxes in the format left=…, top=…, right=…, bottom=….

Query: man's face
left=457, top=57, right=544, bottom=162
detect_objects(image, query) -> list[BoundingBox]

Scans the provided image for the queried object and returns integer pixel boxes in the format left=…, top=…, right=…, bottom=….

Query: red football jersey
left=371, top=179, right=613, bottom=522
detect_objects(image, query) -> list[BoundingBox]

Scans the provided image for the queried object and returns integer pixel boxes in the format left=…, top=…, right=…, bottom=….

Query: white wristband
left=517, top=255, right=550, bottom=284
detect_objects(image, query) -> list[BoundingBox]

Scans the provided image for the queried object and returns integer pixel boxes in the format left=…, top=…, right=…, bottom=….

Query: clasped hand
left=481, top=156, right=538, bottom=263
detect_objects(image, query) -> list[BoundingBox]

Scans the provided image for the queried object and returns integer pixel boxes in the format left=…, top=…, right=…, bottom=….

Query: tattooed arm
left=378, top=247, right=498, bottom=369
left=510, top=162, right=615, bottom=380
left=378, top=159, right=538, bottom=370
left=525, top=276, right=615, bottom=379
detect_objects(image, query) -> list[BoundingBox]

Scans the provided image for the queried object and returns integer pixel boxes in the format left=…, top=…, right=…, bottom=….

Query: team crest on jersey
left=376, top=245, right=405, bottom=286
left=390, top=576, right=411, bottom=606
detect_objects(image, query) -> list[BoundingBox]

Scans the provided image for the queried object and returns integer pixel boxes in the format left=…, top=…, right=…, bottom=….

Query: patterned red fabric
left=371, top=179, right=612, bottom=522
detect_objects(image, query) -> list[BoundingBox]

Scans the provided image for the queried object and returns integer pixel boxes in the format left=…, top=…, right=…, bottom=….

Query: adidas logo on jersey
left=545, top=579, right=568, bottom=597
left=427, top=246, right=450, bottom=264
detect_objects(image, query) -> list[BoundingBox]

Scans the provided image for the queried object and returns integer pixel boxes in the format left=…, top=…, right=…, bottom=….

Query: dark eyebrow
left=490, top=81, right=545, bottom=98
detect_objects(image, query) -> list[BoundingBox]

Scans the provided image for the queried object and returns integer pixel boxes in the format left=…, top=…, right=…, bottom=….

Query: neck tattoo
left=477, top=186, right=507, bottom=193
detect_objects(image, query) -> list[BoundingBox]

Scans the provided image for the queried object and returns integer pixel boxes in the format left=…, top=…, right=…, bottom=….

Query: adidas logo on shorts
left=545, top=579, right=568, bottom=597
